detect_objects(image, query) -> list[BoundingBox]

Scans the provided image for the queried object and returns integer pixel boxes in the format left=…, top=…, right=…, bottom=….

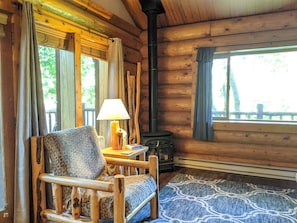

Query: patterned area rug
left=129, top=174, right=297, bottom=223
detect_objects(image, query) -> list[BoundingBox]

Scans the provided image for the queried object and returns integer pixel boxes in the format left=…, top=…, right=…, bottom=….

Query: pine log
left=135, top=62, right=141, bottom=144
left=140, top=111, right=191, bottom=125
left=213, top=121, right=297, bottom=134
left=90, top=189, right=99, bottom=222
left=114, top=175, right=125, bottom=223
left=71, top=187, right=80, bottom=219
left=214, top=131, right=297, bottom=147
left=159, top=85, right=192, bottom=97
left=33, top=6, right=142, bottom=51
left=31, top=137, right=46, bottom=223
left=54, top=185, right=63, bottom=214
left=141, top=28, right=297, bottom=57
left=140, top=98, right=192, bottom=112
left=35, top=14, right=109, bottom=48
left=140, top=124, right=192, bottom=138
left=127, top=71, right=136, bottom=144
left=72, top=33, right=83, bottom=126
left=173, top=138, right=297, bottom=168
left=123, top=46, right=142, bottom=64
left=140, top=85, right=192, bottom=98
left=142, top=55, right=193, bottom=71
left=0, top=1, right=16, bottom=12
left=216, top=40, right=297, bottom=54
left=141, top=70, right=193, bottom=85
left=140, top=10, right=297, bottom=42
left=69, top=0, right=141, bottom=36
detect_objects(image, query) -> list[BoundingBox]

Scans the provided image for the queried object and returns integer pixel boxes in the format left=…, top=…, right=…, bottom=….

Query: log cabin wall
left=139, top=10, right=297, bottom=175
left=0, top=1, right=142, bottom=222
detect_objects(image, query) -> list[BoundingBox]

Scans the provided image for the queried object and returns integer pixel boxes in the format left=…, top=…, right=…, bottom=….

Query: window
left=81, top=55, right=96, bottom=126
left=39, top=46, right=108, bottom=131
left=81, top=55, right=108, bottom=128
left=39, top=46, right=57, bottom=132
left=212, top=47, right=297, bottom=121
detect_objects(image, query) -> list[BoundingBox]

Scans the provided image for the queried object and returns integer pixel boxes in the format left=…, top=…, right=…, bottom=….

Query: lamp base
left=110, top=121, right=122, bottom=150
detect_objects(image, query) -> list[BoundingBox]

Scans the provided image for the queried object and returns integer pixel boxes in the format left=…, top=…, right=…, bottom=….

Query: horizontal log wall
left=139, top=10, right=297, bottom=169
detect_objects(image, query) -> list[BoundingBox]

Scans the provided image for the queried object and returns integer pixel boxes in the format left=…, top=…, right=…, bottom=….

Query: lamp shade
left=97, top=99, right=130, bottom=120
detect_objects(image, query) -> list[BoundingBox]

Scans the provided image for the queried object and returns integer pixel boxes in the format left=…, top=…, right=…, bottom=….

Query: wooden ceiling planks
left=121, top=0, right=147, bottom=30
left=183, top=0, right=203, bottom=23
left=161, top=0, right=185, bottom=26
left=196, top=0, right=216, bottom=21
left=122, top=0, right=297, bottom=30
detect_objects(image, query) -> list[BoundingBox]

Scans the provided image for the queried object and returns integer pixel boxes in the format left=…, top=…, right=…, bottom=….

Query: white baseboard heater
left=174, top=156, right=297, bottom=181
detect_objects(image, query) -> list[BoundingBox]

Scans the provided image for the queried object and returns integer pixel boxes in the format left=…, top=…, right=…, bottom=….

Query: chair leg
left=150, top=194, right=159, bottom=219
left=114, top=175, right=125, bottom=223
left=149, top=155, right=159, bottom=219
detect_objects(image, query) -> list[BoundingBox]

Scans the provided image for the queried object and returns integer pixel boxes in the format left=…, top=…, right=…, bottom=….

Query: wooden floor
left=159, top=167, right=297, bottom=189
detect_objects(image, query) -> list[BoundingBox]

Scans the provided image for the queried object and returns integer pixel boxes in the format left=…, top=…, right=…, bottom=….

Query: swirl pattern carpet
left=130, top=173, right=297, bottom=223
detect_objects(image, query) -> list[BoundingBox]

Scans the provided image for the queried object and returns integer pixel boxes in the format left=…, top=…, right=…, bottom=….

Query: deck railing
left=46, top=108, right=96, bottom=132
left=213, top=104, right=297, bottom=121
left=213, top=111, right=297, bottom=121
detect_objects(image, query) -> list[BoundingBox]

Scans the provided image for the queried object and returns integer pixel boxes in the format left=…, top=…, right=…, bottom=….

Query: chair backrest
left=43, top=125, right=106, bottom=179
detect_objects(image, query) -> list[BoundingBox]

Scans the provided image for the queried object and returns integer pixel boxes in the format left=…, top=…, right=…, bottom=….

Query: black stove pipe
left=139, top=0, right=164, bottom=133
left=147, top=10, right=158, bottom=133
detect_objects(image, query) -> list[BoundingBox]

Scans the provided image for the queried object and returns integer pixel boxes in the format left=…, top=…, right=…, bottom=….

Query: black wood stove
left=141, top=131, right=174, bottom=172
left=139, top=0, right=174, bottom=172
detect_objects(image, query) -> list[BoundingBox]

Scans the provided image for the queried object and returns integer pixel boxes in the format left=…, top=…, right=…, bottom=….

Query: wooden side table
left=102, top=146, right=148, bottom=174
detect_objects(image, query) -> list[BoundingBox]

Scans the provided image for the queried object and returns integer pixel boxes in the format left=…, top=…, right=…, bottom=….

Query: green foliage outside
left=212, top=49, right=297, bottom=121
left=39, top=46, right=57, bottom=110
left=81, top=55, right=95, bottom=109
left=39, top=46, right=96, bottom=111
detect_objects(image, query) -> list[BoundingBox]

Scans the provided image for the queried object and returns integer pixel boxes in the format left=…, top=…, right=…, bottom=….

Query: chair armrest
left=105, top=157, right=150, bottom=169
left=39, top=173, right=114, bottom=192
left=38, top=173, right=125, bottom=222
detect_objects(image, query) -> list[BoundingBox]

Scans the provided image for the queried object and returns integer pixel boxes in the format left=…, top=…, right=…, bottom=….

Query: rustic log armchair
left=31, top=126, right=159, bottom=223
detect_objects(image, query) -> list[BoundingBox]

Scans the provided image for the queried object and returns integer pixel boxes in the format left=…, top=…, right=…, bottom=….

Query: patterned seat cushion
left=80, top=174, right=157, bottom=219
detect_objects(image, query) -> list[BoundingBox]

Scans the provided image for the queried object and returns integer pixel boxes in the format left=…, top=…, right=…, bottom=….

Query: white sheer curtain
left=99, top=38, right=127, bottom=147
left=14, top=3, right=47, bottom=222
left=95, top=59, right=108, bottom=145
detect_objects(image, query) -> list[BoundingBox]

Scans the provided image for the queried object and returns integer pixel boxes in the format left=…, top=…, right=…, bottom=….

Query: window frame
left=212, top=46, right=297, bottom=123
left=37, top=19, right=109, bottom=128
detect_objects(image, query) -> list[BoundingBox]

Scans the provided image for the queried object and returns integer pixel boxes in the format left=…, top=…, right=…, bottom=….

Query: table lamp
left=97, top=99, right=130, bottom=150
